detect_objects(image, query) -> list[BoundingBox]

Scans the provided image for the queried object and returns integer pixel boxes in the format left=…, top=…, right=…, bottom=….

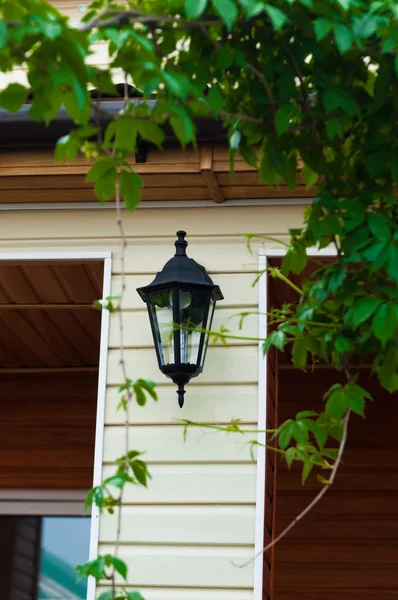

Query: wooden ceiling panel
left=0, top=317, right=44, bottom=368
left=0, top=260, right=103, bottom=370
left=20, top=264, right=71, bottom=303
left=45, top=310, right=100, bottom=366
left=0, top=266, right=40, bottom=304
left=54, top=263, right=100, bottom=303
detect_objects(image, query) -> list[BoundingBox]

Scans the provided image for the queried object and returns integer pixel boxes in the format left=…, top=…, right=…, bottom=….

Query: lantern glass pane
left=148, top=290, right=174, bottom=366
left=200, top=298, right=216, bottom=368
left=176, top=288, right=211, bottom=366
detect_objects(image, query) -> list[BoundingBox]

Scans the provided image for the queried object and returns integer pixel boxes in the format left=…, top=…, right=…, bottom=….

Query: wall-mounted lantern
left=137, top=231, right=224, bottom=407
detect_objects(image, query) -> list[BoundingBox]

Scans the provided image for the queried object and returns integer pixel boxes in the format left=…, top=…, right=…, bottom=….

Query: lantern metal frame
left=137, top=231, right=223, bottom=407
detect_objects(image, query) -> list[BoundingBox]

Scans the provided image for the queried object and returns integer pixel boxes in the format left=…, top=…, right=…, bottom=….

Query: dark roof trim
left=0, top=98, right=227, bottom=147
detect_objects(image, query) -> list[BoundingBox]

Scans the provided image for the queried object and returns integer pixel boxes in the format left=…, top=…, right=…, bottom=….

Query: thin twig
left=112, top=174, right=131, bottom=596
left=233, top=409, right=351, bottom=569
left=80, top=8, right=222, bottom=32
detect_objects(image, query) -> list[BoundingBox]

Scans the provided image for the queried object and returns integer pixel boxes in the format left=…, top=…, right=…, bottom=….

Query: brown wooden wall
left=272, top=368, right=398, bottom=599
left=0, top=372, right=98, bottom=488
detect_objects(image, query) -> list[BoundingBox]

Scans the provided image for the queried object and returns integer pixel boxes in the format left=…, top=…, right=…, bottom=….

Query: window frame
left=0, top=251, right=112, bottom=600
left=254, top=248, right=337, bottom=600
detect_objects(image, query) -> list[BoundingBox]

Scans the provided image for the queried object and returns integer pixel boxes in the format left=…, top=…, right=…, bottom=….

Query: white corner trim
left=253, top=253, right=267, bottom=600
left=253, top=246, right=338, bottom=600
left=87, top=255, right=112, bottom=600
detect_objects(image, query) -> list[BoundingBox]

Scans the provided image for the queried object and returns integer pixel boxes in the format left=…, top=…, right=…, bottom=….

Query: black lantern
left=137, top=231, right=224, bottom=407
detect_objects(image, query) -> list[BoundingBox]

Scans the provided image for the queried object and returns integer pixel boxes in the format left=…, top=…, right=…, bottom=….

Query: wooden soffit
left=0, top=142, right=314, bottom=205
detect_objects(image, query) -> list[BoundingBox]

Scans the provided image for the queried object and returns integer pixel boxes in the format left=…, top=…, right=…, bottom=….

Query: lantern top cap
left=136, top=230, right=224, bottom=302
left=175, top=230, right=188, bottom=256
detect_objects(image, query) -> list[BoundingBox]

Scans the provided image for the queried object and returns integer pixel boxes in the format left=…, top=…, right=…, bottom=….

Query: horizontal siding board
left=101, top=464, right=257, bottom=504
left=99, top=505, right=256, bottom=544
left=0, top=237, right=290, bottom=270
left=105, top=384, right=258, bottom=425
left=112, top=273, right=258, bottom=309
left=108, top=308, right=258, bottom=348
left=0, top=206, right=305, bottom=240
left=106, top=346, right=258, bottom=385
left=98, top=544, right=254, bottom=588
left=103, top=424, right=257, bottom=464
left=97, top=587, right=254, bottom=600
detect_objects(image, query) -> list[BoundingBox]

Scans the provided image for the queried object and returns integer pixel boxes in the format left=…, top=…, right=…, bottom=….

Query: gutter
left=0, top=98, right=227, bottom=147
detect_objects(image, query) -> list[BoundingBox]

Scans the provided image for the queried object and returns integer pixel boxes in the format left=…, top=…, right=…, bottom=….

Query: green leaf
left=208, top=84, right=224, bottom=117
left=259, top=143, right=279, bottom=185
left=285, top=446, right=296, bottom=468
left=296, top=411, right=318, bottom=419
left=334, top=24, right=352, bottom=54
left=275, top=105, right=290, bottom=135
left=265, top=4, right=288, bottom=31
left=391, top=149, right=398, bottom=183
left=55, top=134, right=80, bottom=162
left=130, top=459, right=150, bottom=487
left=236, top=142, right=256, bottom=170
left=278, top=420, right=294, bottom=449
left=301, top=459, right=313, bottom=484
left=368, top=213, right=391, bottom=241
left=170, top=113, right=195, bottom=147
left=301, top=164, right=318, bottom=189
left=345, top=389, right=365, bottom=417
left=104, top=472, right=134, bottom=488
left=326, top=117, right=343, bottom=140
left=282, top=245, right=307, bottom=274
left=387, top=245, right=398, bottom=280
left=107, top=555, right=128, bottom=580
left=325, top=388, right=348, bottom=420
left=0, top=20, right=8, bottom=49
left=137, top=121, right=165, bottom=147
left=0, top=83, right=29, bottom=112
left=76, top=557, right=106, bottom=582
left=185, top=0, right=208, bottom=18
left=120, top=170, right=143, bottom=212
left=373, top=304, right=397, bottom=345
left=85, top=157, right=115, bottom=183
left=230, top=130, right=241, bottom=150
left=317, top=474, right=332, bottom=485
left=72, top=77, right=87, bottom=112
left=324, top=89, right=359, bottom=116
left=97, top=592, right=113, bottom=600
left=293, top=421, right=309, bottom=443
left=212, top=0, right=238, bottom=30
left=377, top=345, right=398, bottom=392
left=292, top=338, right=307, bottom=370
left=127, top=592, right=145, bottom=600
left=95, top=167, right=117, bottom=202
left=115, top=119, right=138, bottom=152
left=314, top=18, right=334, bottom=41
left=352, top=296, right=382, bottom=326
left=238, top=0, right=266, bottom=18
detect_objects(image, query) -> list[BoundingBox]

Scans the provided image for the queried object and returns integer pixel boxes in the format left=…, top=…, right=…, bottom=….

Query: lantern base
left=177, top=384, right=186, bottom=408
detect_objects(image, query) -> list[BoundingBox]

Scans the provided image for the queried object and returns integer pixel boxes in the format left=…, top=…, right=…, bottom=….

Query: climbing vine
left=0, top=0, right=398, bottom=595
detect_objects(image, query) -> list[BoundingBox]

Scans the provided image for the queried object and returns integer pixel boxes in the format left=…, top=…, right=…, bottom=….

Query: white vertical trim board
left=0, top=251, right=112, bottom=600
left=87, top=255, right=112, bottom=600
left=253, top=253, right=267, bottom=600
left=253, top=247, right=337, bottom=600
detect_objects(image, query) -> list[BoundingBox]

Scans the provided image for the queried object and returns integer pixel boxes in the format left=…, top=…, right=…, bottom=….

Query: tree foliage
left=1, top=0, right=398, bottom=593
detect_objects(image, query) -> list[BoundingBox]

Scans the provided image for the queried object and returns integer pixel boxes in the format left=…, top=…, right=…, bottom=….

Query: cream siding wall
left=0, top=205, right=305, bottom=599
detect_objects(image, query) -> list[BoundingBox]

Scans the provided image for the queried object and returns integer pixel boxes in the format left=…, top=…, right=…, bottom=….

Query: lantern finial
left=177, top=383, right=186, bottom=408
left=175, top=230, right=188, bottom=256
